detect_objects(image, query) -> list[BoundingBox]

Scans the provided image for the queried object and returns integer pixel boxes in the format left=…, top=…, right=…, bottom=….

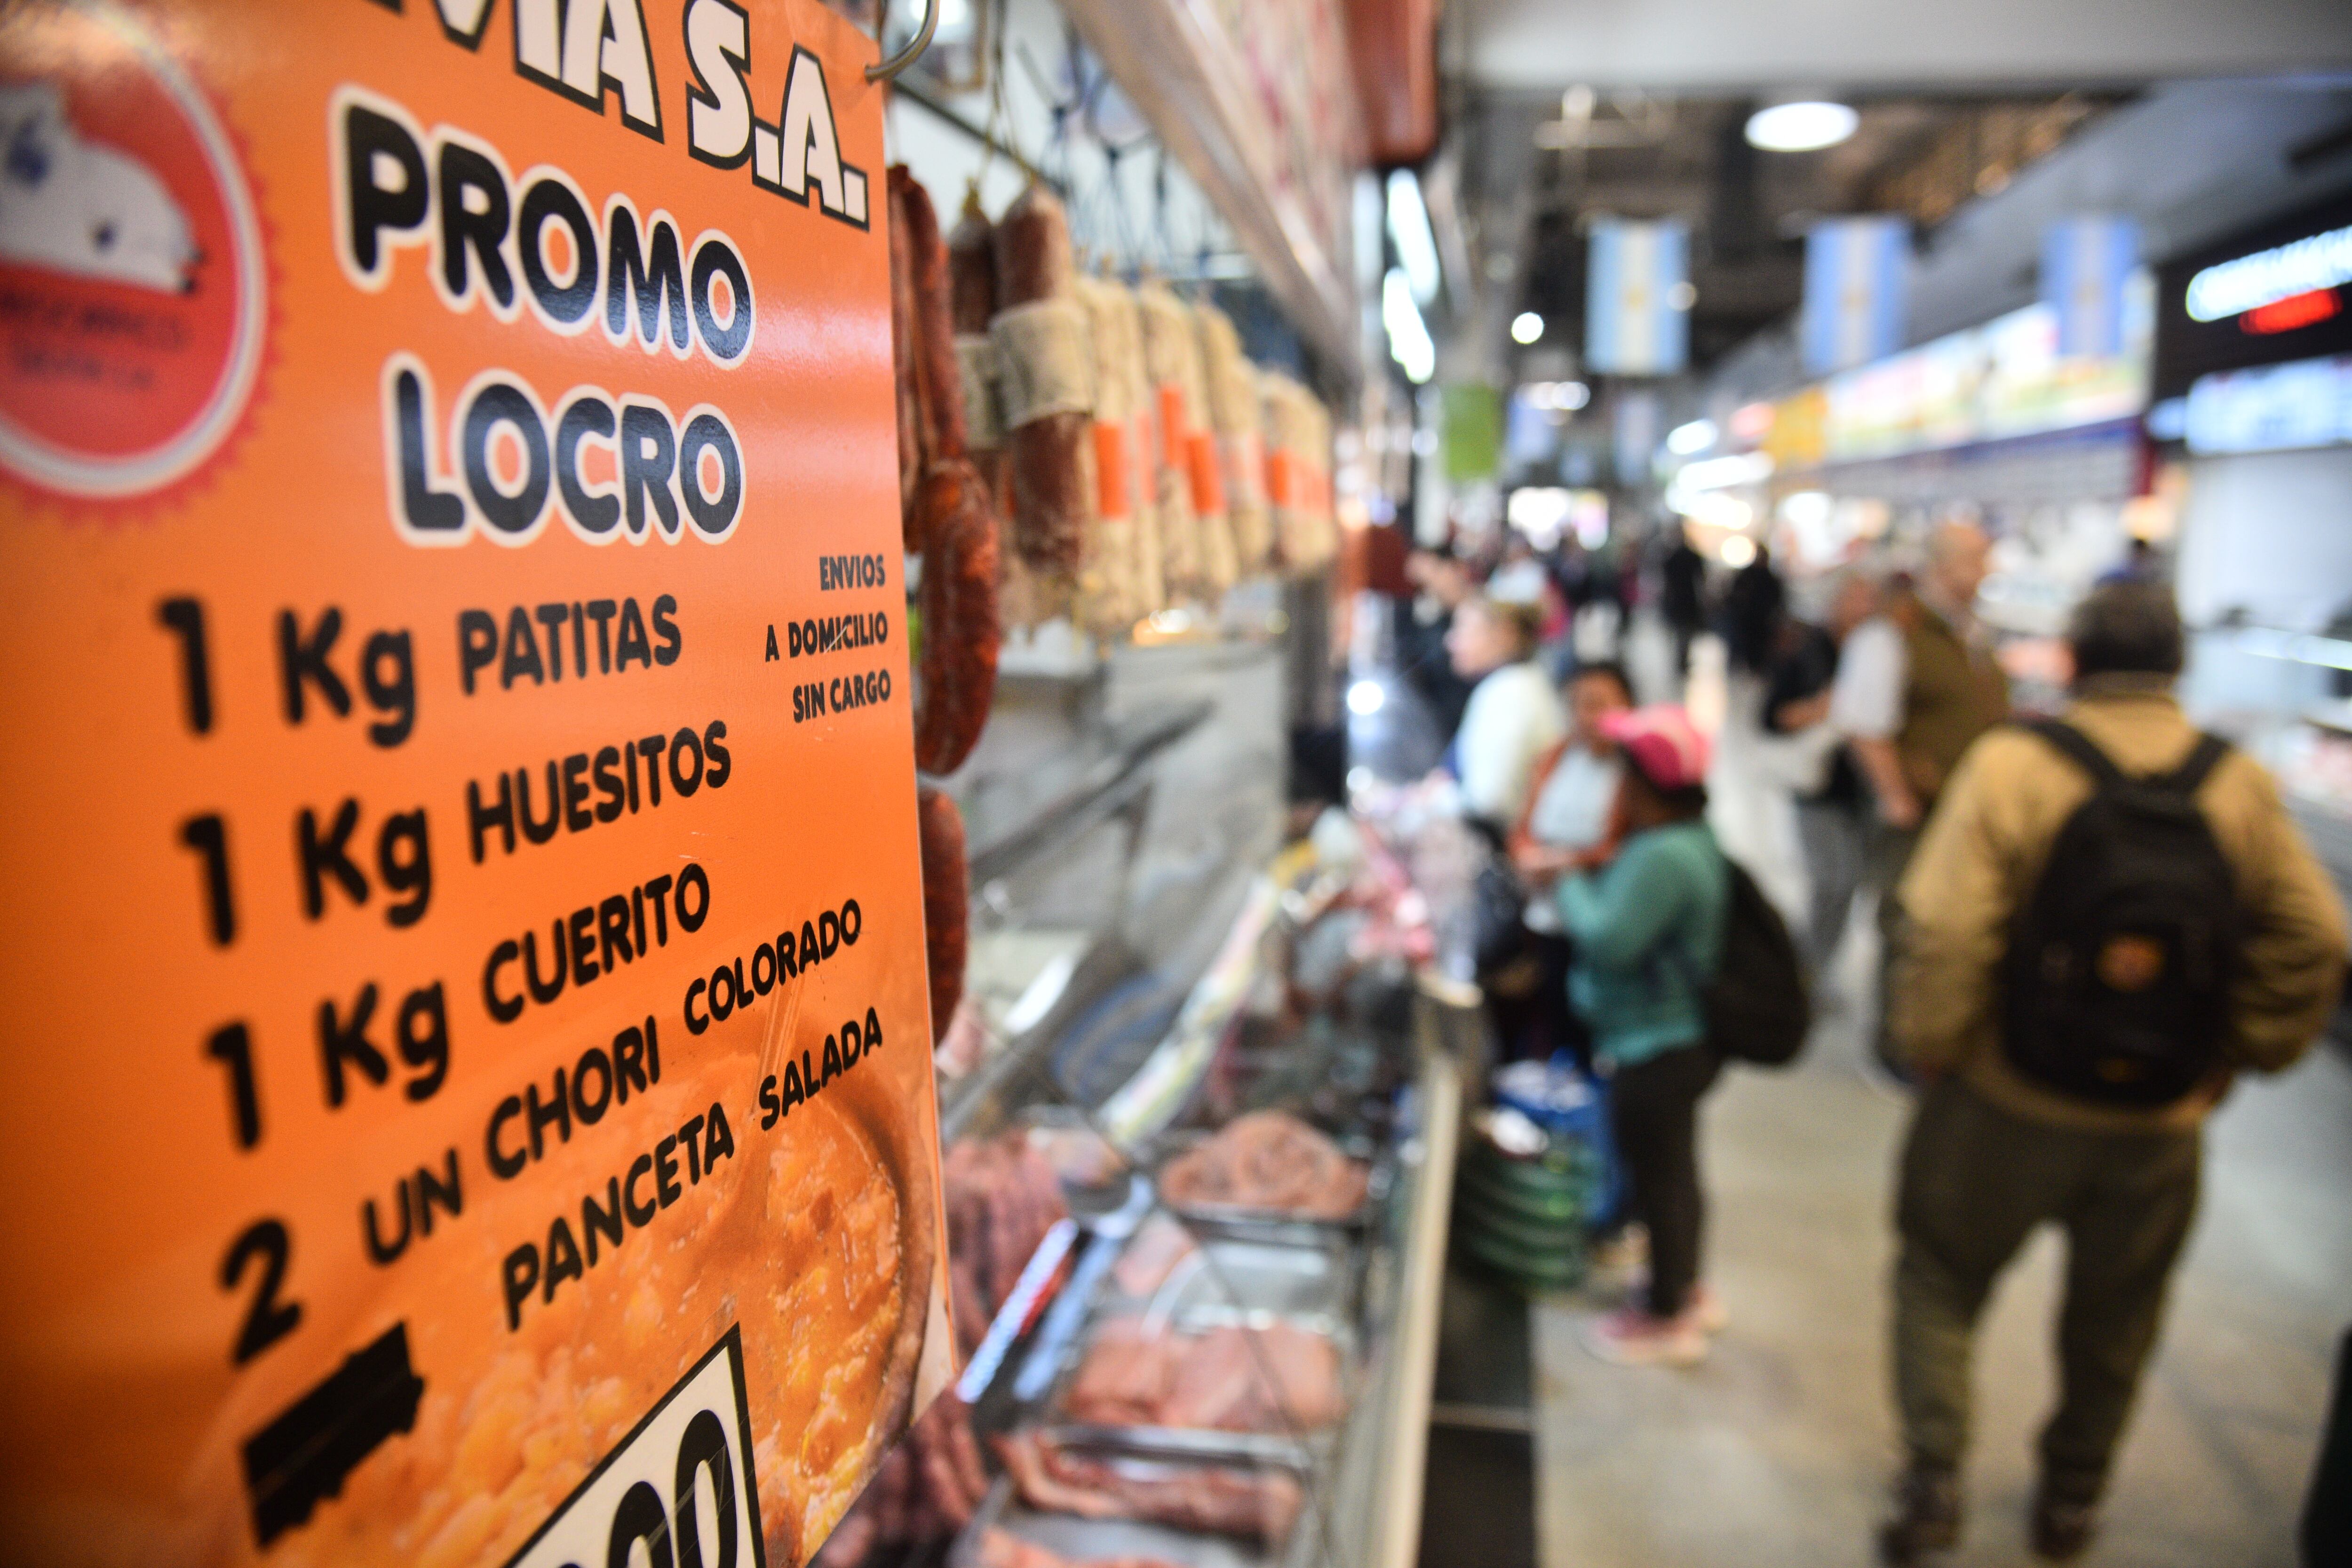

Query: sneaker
left=1623, top=1277, right=1729, bottom=1334
left=1876, top=1465, right=1961, bottom=1565
left=2029, top=1488, right=2097, bottom=1561
left=1580, top=1305, right=1708, bottom=1367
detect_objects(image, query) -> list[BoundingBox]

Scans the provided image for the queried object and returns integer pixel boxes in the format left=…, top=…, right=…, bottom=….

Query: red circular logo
left=0, top=0, right=266, bottom=501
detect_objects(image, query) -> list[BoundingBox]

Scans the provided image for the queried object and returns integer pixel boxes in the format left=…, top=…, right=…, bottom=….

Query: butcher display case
left=821, top=754, right=1469, bottom=1568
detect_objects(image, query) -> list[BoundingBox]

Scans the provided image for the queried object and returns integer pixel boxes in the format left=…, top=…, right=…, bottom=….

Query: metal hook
left=866, top=0, right=938, bottom=83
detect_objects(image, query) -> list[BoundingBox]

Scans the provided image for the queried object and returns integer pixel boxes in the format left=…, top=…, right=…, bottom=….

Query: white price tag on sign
left=506, top=1329, right=767, bottom=1568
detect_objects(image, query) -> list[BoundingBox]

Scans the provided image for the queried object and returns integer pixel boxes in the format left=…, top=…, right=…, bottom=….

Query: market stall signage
left=2183, top=220, right=2352, bottom=323
left=2153, top=190, right=2352, bottom=399
left=0, top=2, right=953, bottom=1565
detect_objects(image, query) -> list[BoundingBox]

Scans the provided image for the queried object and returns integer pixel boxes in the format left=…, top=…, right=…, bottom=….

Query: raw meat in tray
left=1157, top=1112, right=1367, bottom=1220
left=1065, top=1320, right=1345, bottom=1433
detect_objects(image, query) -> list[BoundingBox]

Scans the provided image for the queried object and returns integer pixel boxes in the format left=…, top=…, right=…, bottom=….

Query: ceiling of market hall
left=1428, top=0, right=2352, bottom=377
left=1451, top=0, right=2352, bottom=91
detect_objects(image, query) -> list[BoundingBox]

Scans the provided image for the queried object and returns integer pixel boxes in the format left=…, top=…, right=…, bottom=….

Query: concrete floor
left=1526, top=701, right=2352, bottom=1568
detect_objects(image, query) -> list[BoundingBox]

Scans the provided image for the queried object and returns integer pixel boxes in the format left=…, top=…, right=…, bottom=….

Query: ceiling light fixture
left=1520, top=381, right=1591, bottom=413
left=1510, top=311, right=1544, bottom=344
left=1387, top=170, right=1442, bottom=308
left=1385, top=270, right=1436, bottom=384
left=1745, top=101, right=1859, bottom=153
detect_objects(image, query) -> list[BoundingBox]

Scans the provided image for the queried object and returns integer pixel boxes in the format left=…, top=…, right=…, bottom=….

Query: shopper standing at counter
left=1877, top=582, right=2347, bottom=1564
left=1400, top=546, right=1479, bottom=741
left=1508, top=661, right=1637, bottom=1066
left=1832, top=521, right=2008, bottom=1065
left=1766, top=569, right=1883, bottom=978
left=1554, top=706, right=1730, bottom=1367
left=1445, top=594, right=1567, bottom=830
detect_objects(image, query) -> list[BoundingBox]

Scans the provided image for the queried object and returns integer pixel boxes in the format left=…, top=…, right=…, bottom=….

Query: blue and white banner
left=1586, top=218, right=1690, bottom=376
left=2042, top=215, right=2140, bottom=358
left=1802, top=216, right=1910, bottom=375
left=1612, top=389, right=1661, bottom=483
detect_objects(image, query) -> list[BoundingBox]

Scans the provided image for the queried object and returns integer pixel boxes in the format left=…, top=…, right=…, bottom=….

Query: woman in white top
left=1444, top=595, right=1566, bottom=828
left=1512, top=661, right=1636, bottom=903
left=1502, top=661, right=1634, bottom=1065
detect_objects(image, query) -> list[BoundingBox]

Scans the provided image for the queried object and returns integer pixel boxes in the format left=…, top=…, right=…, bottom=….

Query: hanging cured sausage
left=991, top=185, right=1094, bottom=613
left=913, top=461, right=1001, bottom=776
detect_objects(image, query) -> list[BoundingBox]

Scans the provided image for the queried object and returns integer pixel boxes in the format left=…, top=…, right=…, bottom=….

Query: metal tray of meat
left=950, top=1441, right=1317, bottom=1568
left=1103, top=1218, right=1361, bottom=1337
left=1034, top=1304, right=1358, bottom=1459
left=1034, top=1421, right=1319, bottom=1469
left=1142, top=1128, right=1394, bottom=1242
left=1014, top=1104, right=1145, bottom=1221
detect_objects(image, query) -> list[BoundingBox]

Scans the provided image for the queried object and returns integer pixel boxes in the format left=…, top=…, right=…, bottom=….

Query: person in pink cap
left=1552, top=704, right=1732, bottom=1366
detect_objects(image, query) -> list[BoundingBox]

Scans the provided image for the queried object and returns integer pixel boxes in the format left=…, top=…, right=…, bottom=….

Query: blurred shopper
left=1557, top=707, right=1730, bottom=1367
left=1400, top=547, right=1477, bottom=740
left=1766, top=569, right=1882, bottom=976
left=1877, top=582, right=2348, bottom=1564
left=1494, top=532, right=1577, bottom=680
left=1833, top=522, right=2008, bottom=1062
left=2098, top=535, right=2161, bottom=585
left=1507, top=661, right=1637, bottom=1066
left=1720, top=541, right=1787, bottom=676
left=1445, top=595, right=1567, bottom=831
left=1660, top=527, right=1708, bottom=679
left=1488, top=532, right=1551, bottom=606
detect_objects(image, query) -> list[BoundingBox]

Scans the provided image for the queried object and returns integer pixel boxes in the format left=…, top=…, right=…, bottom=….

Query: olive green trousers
left=1891, top=1075, right=2201, bottom=1502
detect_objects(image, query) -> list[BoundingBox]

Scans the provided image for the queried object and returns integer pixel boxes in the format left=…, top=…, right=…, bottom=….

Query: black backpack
left=1703, top=860, right=1811, bottom=1067
left=2001, top=720, right=2241, bottom=1106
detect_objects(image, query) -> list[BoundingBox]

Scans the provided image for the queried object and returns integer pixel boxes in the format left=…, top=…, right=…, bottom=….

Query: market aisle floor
left=1527, top=730, right=2352, bottom=1568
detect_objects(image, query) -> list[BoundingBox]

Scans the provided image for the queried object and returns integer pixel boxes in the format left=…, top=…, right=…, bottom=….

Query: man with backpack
left=1877, top=582, right=2348, bottom=1564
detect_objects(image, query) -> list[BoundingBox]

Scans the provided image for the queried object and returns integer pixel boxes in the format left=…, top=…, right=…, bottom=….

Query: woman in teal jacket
left=1555, top=705, right=1729, bottom=1366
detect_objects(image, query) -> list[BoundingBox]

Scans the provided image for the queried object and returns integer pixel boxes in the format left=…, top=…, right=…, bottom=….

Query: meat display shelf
left=1122, top=1233, right=1363, bottom=1335
left=956, top=1460, right=1318, bottom=1568
left=934, top=986, right=1465, bottom=1568
left=898, top=739, right=1476, bottom=1568
left=961, top=700, right=1215, bottom=888
left=937, top=642, right=1289, bottom=1146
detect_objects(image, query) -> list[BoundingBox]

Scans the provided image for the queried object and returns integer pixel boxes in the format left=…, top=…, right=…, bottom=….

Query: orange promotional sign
left=0, top=3, right=952, bottom=1565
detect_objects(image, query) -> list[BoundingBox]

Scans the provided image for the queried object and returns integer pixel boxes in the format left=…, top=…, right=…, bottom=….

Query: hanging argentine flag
left=2042, top=215, right=2140, bottom=358
left=1586, top=218, right=1690, bottom=375
left=1802, top=216, right=1910, bottom=375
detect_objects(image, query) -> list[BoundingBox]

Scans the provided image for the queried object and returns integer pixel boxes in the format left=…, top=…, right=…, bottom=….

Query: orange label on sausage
left=1093, top=420, right=1131, bottom=521
left=1186, top=430, right=1226, bottom=519
left=1156, top=382, right=1189, bottom=465
left=1268, top=449, right=1300, bottom=508
left=0, top=4, right=952, bottom=1565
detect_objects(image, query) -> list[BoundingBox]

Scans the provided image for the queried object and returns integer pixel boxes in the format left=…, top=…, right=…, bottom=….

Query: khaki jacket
left=1889, top=681, right=2348, bottom=1133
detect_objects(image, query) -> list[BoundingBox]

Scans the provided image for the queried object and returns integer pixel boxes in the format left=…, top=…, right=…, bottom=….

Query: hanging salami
left=913, top=460, right=1001, bottom=776
left=917, top=786, right=969, bottom=1045
left=889, top=166, right=970, bottom=551
left=991, top=184, right=1094, bottom=605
